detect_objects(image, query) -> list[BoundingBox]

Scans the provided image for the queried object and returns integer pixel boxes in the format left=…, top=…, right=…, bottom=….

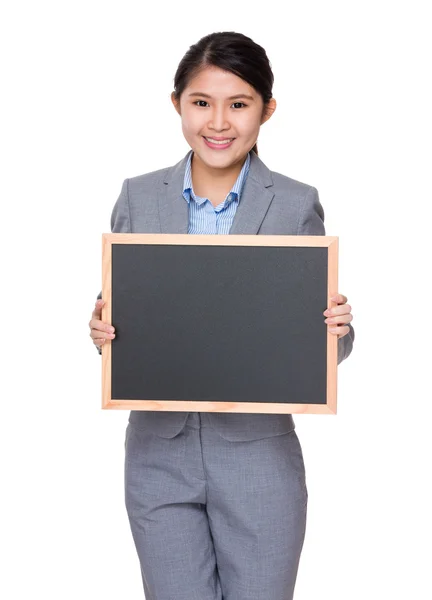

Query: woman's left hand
left=323, top=293, right=353, bottom=338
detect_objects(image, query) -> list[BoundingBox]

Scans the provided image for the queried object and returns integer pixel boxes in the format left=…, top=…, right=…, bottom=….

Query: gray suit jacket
left=100, top=149, right=354, bottom=441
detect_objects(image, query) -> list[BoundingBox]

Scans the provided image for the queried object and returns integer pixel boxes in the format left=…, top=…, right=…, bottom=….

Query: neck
left=191, top=151, right=248, bottom=195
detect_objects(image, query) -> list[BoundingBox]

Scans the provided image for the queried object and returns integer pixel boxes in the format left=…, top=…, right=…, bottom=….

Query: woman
left=89, top=31, right=354, bottom=600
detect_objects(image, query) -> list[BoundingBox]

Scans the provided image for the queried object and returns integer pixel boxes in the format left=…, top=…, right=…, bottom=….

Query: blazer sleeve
left=110, top=179, right=131, bottom=234
left=95, top=179, right=131, bottom=355
left=297, top=186, right=355, bottom=365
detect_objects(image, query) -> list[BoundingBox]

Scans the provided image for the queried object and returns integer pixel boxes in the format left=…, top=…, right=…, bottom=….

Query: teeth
left=205, top=137, right=233, bottom=145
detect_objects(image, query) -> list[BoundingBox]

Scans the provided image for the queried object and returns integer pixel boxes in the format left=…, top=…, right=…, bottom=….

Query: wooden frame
left=102, top=233, right=339, bottom=414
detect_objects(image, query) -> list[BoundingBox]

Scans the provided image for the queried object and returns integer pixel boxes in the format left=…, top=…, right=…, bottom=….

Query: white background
left=2, top=1, right=431, bottom=598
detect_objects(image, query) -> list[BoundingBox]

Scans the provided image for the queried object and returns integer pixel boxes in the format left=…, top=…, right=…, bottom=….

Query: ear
left=261, top=97, right=277, bottom=124
left=171, top=92, right=181, bottom=116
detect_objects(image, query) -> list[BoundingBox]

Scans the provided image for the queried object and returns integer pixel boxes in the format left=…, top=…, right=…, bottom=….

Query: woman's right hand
left=89, top=299, right=116, bottom=350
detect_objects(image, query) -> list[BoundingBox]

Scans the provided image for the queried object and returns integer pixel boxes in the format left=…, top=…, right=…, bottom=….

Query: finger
left=88, top=318, right=115, bottom=334
left=325, top=313, right=353, bottom=326
left=324, top=304, right=352, bottom=318
left=327, top=325, right=350, bottom=338
left=91, top=299, right=105, bottom=319
left=90, top=328, right=115, bottom=342
left=330, top=293, right=348, bottom=304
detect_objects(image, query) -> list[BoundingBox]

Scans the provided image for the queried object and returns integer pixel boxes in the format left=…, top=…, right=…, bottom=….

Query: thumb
left=92, top=298, right=105, bottom=318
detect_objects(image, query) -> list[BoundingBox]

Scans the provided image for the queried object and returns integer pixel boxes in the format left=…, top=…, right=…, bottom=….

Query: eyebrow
left=188, top=92, right=255, bottom=101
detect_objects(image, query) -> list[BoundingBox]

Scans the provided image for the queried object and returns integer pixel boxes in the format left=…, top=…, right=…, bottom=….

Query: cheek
left=180, top=122, right=195, bottom=143
left=181, top=108, right=201, bottom=126
left=236, top=115, right=261, bottom=137
left=182, top=117, right=202, bottom=138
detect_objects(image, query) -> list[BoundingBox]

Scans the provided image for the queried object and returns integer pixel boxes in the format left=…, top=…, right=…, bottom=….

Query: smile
left=203, top=137, right=235, bottom=149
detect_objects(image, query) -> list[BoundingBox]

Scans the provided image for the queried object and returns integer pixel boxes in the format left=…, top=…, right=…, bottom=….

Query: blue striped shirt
left=183, top=150, right=251, bottom=234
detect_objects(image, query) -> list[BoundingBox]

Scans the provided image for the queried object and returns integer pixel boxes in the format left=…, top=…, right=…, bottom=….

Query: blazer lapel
left=158, top=150, right=275, bottom=235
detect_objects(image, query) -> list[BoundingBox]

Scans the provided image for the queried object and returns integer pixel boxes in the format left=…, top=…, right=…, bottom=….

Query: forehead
left=184, top=66, right=258, bottom=99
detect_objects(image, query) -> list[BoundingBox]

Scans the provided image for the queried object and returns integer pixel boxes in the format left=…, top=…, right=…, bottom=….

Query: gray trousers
left=124, top=412, right=308, bottom=600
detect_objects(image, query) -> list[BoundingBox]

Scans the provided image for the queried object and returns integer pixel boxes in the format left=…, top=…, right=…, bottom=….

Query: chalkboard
left=101, top=233, right=339, bottom=414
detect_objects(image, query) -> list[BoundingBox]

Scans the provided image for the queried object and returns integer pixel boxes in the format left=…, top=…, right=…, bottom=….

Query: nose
left=208, top=105, right=230, bottom=132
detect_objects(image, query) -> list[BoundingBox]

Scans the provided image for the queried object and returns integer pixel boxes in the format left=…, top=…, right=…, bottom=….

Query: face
left=171, top=66, right=276, bottom=170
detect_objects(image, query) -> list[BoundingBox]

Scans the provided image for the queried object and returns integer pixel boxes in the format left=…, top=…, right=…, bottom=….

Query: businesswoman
left=89, top=31, right=355, bottom=600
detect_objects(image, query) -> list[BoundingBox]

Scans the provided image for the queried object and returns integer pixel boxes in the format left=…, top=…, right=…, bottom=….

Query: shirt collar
left=182, top=150, right=251, bottom=205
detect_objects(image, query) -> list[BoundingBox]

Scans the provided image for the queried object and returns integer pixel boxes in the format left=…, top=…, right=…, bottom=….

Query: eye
left=193, top=101, right=247, bottom=109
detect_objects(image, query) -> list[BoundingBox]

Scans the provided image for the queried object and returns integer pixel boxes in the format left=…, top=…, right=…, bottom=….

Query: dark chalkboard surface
left=102, top=234, right=339, bottom=414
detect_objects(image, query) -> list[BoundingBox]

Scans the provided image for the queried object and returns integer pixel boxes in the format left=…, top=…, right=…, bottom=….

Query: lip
left=204, top=136, right=233, bottom=140
left=203, top=136, right=235, bottom=149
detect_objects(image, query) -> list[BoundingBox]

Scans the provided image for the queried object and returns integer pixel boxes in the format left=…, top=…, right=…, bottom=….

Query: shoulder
left=249, top=151, right=318, bottom=199
left=265, top=168, right=321, bottom=220
left=124, top=152, right=189, bottom=191
left=125, top=165, right=170, bottom=191
left=269, top=168, right=317, bottom=198
left=252, top=156, right=324, bottom=230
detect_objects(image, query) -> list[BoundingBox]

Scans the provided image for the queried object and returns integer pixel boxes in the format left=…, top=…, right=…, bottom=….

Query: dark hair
left=172, top=32, right=274, bottom=157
